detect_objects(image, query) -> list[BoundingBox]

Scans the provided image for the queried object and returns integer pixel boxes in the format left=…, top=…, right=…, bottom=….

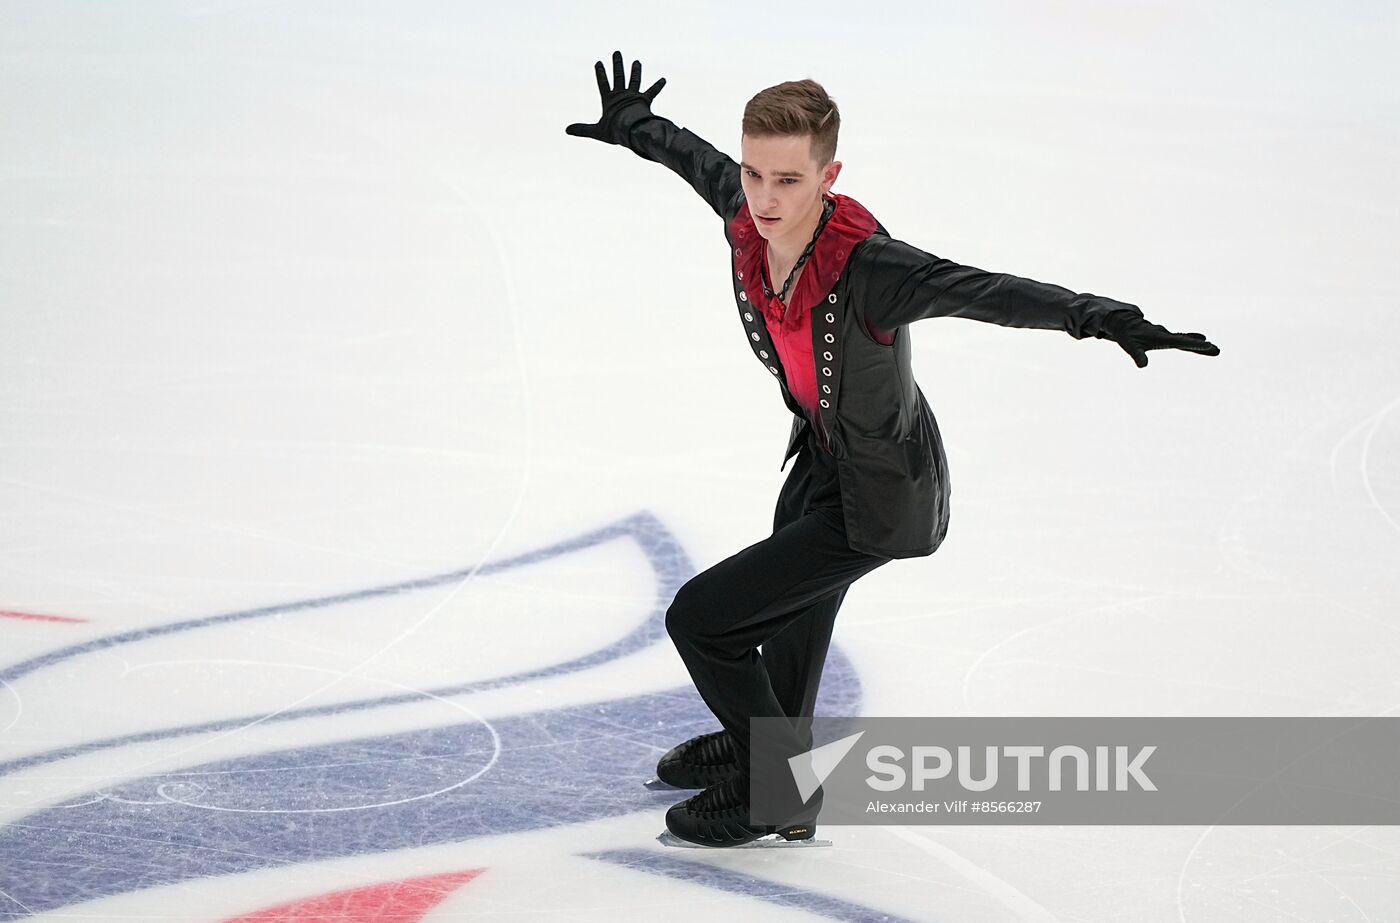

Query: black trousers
left=664, top=429, right=893, bottom=770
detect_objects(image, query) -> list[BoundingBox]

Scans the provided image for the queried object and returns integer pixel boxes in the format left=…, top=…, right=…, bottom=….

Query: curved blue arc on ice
left=0, top=512, right=687, bottom=778
left=0, top=512, right=681, bottom=688
left=0, top=511, right=866, bottom=920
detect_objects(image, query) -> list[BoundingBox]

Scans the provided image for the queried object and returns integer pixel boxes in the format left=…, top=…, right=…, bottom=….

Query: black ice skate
left=644, top=729, right=741, bottom=790
left=658, top=773, right=829, bottom=848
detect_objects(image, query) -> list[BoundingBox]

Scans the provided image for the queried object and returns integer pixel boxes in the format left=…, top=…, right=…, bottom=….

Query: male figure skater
left=566, top=52, right=1218, bottom=848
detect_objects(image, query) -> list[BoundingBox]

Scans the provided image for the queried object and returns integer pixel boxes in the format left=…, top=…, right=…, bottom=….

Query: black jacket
left=621, top=114, right=1142, bottom=559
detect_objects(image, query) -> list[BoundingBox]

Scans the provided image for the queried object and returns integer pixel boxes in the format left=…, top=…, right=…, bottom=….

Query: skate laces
left=693, top=730, right=736, bottom=767
left=689, top=773, right=749, bottom=816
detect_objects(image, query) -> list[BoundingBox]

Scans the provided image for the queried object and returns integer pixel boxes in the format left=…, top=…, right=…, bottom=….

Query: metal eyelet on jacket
left=822, top=367, right=832, bottom=377
left=826, top=312, right=835, bottom=323
left=738, top=271, right=743, bottom=280
left=820, top=399, right=830, bottom=408
left=744, top=312, right=753, bottom=322
left=739, top=292, right=747, bottom=302
left=759, top=350, right=769, bottom=359
left=751, top=332, right=760, bottom=341
left=828, top=294, right=837, bottom=304
left=768, top=366, right=779, bottom=375
left=822, top=384, right=831, bottom=393
left=825, top=333, right=835, bottom=343
left=823, top=351, right=833, bottom=360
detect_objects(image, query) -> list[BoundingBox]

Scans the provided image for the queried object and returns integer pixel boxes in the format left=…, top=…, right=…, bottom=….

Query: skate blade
left=643, top=777, right=686, bottom=791
left=656, top=831, right=832, bottom=849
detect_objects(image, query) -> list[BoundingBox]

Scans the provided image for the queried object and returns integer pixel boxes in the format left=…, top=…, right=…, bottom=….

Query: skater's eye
left=744, top=169, right=799, bottom=184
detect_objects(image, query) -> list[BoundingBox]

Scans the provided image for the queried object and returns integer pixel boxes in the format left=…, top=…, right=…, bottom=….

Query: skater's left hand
left=1097, top=312, right=1220, bottom=368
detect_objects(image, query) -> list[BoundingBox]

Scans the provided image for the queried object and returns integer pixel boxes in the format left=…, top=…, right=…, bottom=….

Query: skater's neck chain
left=763, top=196, right=836, bottom=304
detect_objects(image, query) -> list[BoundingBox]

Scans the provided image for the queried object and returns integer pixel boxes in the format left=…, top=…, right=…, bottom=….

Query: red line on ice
left=0, top=609, right=87, bottom=624
left=223, top=868, right=484, bottom=922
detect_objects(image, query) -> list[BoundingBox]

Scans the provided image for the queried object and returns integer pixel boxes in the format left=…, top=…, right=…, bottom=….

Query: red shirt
left=729, top=193, right=893, bottom=419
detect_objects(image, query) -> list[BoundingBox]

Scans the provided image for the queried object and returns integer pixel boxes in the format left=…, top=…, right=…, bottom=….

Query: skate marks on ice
left=0, top=511, right=867, bottom=919
left=1328, top=392, right=1400, bottom=539
left=0, top=693, right=738, bottom=916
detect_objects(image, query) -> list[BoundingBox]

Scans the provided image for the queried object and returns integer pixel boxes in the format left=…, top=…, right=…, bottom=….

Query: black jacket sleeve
left=618, top=113, right=745, bottom=222
left=861, top=234, right=1144, bottom=339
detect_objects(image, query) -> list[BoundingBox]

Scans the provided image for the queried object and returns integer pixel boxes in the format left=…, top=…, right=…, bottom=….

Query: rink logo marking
left=0, top=610, right=87, bottom=625
left=0, top=512, right=691, bottom=779
left=586, top=849, right=928, bottom=923
left=222, top=868, right=482, bottom=922
left=0, top=511, right=869, bottom=921
left=0, top=511, right=675, bottom=687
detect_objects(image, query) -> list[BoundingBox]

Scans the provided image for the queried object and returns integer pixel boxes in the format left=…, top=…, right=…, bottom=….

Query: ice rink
left=2, top=1, right=1398, bottom=919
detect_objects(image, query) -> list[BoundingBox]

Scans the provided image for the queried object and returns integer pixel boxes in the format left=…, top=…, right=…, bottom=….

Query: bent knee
left=664, top=595, right=694, bottom=641
left=665, top=583, right=712, bottom=641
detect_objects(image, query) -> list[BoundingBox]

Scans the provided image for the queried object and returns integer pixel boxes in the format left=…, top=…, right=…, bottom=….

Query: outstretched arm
left=862, top=235, right=1219, bottom=367
left=565, top=51, right=742, bottom=221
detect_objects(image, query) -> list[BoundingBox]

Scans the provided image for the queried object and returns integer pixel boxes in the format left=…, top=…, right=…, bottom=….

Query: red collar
left=729, top=193, right=878, bottom=332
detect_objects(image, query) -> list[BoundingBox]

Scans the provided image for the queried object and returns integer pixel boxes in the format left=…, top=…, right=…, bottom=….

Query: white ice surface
left=2, top=1, right=1398, bottom=920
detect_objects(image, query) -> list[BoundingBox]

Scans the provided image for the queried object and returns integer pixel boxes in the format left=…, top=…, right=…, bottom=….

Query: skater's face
left=740, top=133, right=841, bottom=247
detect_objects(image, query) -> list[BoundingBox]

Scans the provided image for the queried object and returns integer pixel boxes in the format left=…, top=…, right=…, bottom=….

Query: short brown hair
left=742, top=79, right=840, bottom=168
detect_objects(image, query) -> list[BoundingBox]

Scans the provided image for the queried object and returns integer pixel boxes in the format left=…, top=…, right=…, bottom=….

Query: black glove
left=1097, top=311, right=1220, bottom=368
left=565, top=50, right=667, bottom=145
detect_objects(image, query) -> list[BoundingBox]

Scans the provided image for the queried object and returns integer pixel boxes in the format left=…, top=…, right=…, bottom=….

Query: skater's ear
left=820, top=159, right=842, bottom=196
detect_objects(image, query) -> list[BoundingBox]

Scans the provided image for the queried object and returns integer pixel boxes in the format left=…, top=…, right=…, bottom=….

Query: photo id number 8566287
left=970, top=801, right=1043, bottom=814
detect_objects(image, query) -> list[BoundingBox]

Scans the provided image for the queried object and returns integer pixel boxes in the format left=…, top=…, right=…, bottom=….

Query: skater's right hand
left=565, top=50, right=667, bottom=145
